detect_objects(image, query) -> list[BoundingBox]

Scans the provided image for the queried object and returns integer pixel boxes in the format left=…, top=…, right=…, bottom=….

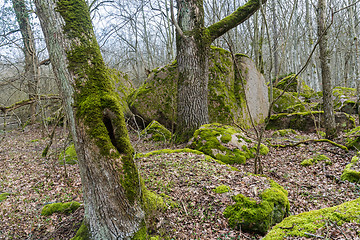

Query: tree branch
left=270, top=139, right=348, bottom=152
left=207, top=0, right=267, bottom=42
left=170, top=0, right=185, bottom=38
left=0, top=95, right=61, bottom=114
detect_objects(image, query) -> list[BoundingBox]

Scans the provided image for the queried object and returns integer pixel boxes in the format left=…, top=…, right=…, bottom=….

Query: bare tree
left=12, top=0, right=39, bottom=123
left=318, top=0, right=336, bottom=138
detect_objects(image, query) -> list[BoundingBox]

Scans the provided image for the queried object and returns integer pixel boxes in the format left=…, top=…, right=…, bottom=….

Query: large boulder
left=187, top=123, right=269, bottom=164
left=128, top=46, right=269, bottom=130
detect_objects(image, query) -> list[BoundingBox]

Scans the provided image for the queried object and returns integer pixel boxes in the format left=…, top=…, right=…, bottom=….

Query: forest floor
left=0, top=124, right=360, bottom=239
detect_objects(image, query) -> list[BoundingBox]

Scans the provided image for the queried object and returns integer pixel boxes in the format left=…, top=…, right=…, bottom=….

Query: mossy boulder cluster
left=263, top=197, right=360, bottom=239
left=267, top=111, right=355, bottom=132
left=341, top=154, right=360, bottom=183
left=224, top=180, right=290, bottom=235
left=188, top=123, right=269, bottom=164
left=128, top=46, right=269, bottom=130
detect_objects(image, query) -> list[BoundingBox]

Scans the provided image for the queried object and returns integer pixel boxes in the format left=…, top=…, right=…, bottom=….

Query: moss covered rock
left=263, top=198, right=360, bottom=239
left=41, top=201, right=80, bottom=216
left=58, top=144, right=78, bottom=165
left=274, top=73, right=298, bottom=92
left=224, top=180, right=290, bottom=235
left=140, top=120, right=172, bottom=142
left=341, top=154, right=360, bottom=183
left=301, top=154, right=331, bottom=166
left=267, top=111, right=355, bottom=132
left=271, top=87, right=302, bottom=114
left=128, top=47, right=269, bottom=130
left=272, top=129, right=297, bottom=137
left=345, top=126, right=360, bottom=149
left=188, top=123, right=269, bottom=164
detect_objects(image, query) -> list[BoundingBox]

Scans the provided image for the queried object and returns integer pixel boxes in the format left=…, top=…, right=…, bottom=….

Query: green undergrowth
left=41, top=201, right=80, bottom=216
left=263, top=198, right=360, bottom=239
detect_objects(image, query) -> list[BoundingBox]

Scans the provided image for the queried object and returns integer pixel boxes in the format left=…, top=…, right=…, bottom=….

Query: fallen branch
left=304, top=232, right=325, bottom=239
left=0, top=95, right=61, bottom=114
left=270, top=139, right=348, bottom=152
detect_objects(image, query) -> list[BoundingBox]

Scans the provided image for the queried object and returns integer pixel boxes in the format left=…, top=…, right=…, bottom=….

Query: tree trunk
left=34, top=0, right=145, bottom=239
left=12, top=0, right=39, bottom=124
left=175, top=0, right=266, bottom=141
left=318, top=0, right=336, bottom=138
left=175, top=0, right=210, bottom=141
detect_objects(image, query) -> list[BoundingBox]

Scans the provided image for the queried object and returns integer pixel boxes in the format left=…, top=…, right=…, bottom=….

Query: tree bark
left=318, top=0, right=336, bottom=138
left=34, top=0, right=145, bottom=239
left=175, top=0, right=266, bottom=141
left=12, top=0, right=39, bottom=124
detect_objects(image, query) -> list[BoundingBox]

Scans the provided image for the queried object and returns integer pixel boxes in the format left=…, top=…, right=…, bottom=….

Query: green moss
left=259, top=144, right=269, bottom=155
left=70, top=223, right=90, bottom=240
left=141, top=120, right=172, bottom=142
left=345, top=126, right=360, bottom=149
left=213, top=185, right=231, bottom=193
left=189, top=123, right=269, bottom=164
left=271, top=87, right=302, bottom=114
left=58, top=144, right=78, bottom=165
left=341, top=155, right=360, bottom=183
left=41, top=201, right=80, bottom=216
left=275, top=73, right=297, bottom=92
left=263, top=198, right=360, bottom=239
left=0, top=192, right=10, bottom=202
left=301, top=158, right=314, bottom=166
left=224, top=180, right=289, bottom=234
left=272, top=129, right=296, bottom=137
left=301, top=154, right=331, bottom=166
left=131, top=224, right=148, bottom=240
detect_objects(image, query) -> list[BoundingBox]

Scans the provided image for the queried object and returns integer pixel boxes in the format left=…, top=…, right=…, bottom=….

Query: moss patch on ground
left=41, top=201, right=80, bottom=216
left=224, top=180, right=290, bottom=235
left=0, top=192, right=10, bottom=202
left=213, top=185, right=231, bottom=194
left=263, top=198, right=360, bottom=239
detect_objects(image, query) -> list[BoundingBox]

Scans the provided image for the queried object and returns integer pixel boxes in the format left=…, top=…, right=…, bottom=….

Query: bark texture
left=318, top=0, right=337, bottom=138
left=175, top=0, right=266, bottom=141
left=35, top=0, right=144, bottom=239
left=12, top=0, right=39, bottom=123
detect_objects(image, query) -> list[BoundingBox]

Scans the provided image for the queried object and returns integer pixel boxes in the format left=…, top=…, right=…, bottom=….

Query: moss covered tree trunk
left=318, top=0, right=337, bottom=138
left=34, top=0, right=145, bottom=239
left=12, top=0, right=39, bottom=124
left=175, top=0, right=266, bottom=141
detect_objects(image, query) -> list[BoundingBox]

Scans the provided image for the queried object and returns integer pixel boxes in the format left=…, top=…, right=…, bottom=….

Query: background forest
left=1, top=0, right=360, bottom=239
